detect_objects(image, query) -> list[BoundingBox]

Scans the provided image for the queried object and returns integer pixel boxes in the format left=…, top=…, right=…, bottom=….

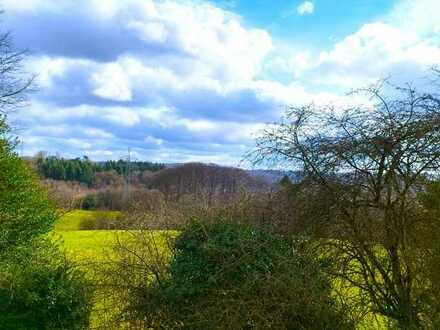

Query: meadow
left=53, top=210, right=387, bottom=329
left=53, top=210, right=177, bottom=328
left=54, top=210, right=122, bottom=231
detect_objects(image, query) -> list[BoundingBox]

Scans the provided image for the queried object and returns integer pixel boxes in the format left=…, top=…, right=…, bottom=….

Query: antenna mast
left=124, top=148, right=131, bottom=202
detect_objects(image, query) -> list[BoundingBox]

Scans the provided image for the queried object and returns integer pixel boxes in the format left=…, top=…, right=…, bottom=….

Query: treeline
left=43, top=162, right=270, bottom=211
left=99, top=159, right=164, bottom=174
left=148, top=163, right=267, bottom=202
left=34, top=154, right=164, bottom=186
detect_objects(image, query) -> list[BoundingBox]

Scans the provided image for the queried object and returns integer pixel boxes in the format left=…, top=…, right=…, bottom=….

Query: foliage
left=0, top=118, right=92, bottom=328
left=35, top=154, right=164, bottom=186
left=416, top=181, right=440, bottom=327
left=110, top=221, right=353, bottom=329
left=54, top=210, right=122, bottom=231
left=0, top=240, right=91, bottom=330
left=81, top=193, right=98, bottom=210
left=0, top=118, right=57, bottom=251
left=148, top=162, right=267, bottom=202
left=35, top=155, right=97, bottom=186
left=78, top=211, right=121, bottom=230
left=100, top=159, right=164, bottom=174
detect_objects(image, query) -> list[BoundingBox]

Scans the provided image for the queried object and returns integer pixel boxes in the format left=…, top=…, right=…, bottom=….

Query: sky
left=3, top=0, right=440, bottom=165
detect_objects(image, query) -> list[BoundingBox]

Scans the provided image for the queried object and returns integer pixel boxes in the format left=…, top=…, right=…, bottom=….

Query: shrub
left=0, top=118, right=92, bottom=328
left=0, top=142, right=57, bottom=251
left=111, top=221, right=353, bottom=329
left=77, top=214, right=97, bottom=230
left=0, top=240, right=92, bottom=329
left=78, top=211, right=122, bottom=230
left=82, top=194, right=98, bottom=210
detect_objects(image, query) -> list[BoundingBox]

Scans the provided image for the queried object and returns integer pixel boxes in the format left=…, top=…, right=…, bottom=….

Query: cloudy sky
left=3, top=0, right=440, bottom=165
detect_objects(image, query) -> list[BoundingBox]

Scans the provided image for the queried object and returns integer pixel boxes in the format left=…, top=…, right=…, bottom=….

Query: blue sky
left=3, top=0, right=440, bottom=165
left=216, top=1, right=396, bottom=46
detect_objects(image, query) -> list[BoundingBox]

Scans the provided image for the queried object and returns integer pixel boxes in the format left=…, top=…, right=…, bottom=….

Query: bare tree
left=0, top=28, right=33, bottom=114
left=252, top=80, right=440, bottom=328
left=149, top=163, right=267, bottom=203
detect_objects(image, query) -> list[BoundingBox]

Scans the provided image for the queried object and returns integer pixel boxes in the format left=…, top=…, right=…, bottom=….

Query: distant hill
left=149, top=163, right=269, bottom=201
left=246, top=169, right=303, bottom=184
left=26, top=154, right=303, bottom=188
left=164, top=163, right=303, bottom=185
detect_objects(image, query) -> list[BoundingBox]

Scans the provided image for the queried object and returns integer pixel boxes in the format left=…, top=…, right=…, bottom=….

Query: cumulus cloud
left=91, top=63, right=133, bottom=102
left=3, top=0, right=280, bottom=163
left=297, top=1, right=314, bottom=16
left=306, top=23, right=440, bottom=88
left=5, top=0, right=440, bottom=164
left=389, top=0, right=440, bottom=36
left=6, top=0, right=272, bottom=81
left=276, top=0, right=440, bottom=91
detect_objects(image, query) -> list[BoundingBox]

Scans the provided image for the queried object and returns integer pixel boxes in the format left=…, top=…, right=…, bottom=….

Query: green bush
left=0, top=240, right=91, bottom=330
left=115, top=220, right=353, bottom=329
left=82, top=194, right=98, bottom=210
left=417, top=181, right=440, bottom=326
left=78, top=214, right=97, bottom=230
left=78, top=211, right=122, bottom=230
left=0, top=137, right=57, bottom=251
left=0, top=118, right=92, bottom=328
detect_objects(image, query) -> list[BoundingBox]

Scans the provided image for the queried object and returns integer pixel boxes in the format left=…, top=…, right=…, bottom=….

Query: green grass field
left=54, top=210, right=173, bottom=261
left=54, top=210, right=175, bottom=328
left=54, top=210, right=385, bottom=329
left=54, top=230, right=123, bottom=261
left=54, top=210, right=121, bottom=231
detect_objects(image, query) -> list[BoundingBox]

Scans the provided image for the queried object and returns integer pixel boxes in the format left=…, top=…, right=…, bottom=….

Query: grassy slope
left=54, top=230, right=123, bottom=261
left=55, top=210, right=385, bottom=329
left=54, top=210, right=121, bottom=231
left=53, top=211, right=127, bottom=328
left=54, top=211, right=168, bottom=328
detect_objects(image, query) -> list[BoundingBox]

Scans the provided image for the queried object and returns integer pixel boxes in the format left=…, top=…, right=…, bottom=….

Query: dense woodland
left=34, top=154, right=164, bottom=185
left=35, top=159, right=271, bottom=212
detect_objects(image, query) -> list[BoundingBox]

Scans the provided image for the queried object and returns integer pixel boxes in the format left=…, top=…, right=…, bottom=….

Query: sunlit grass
left=54, top=210, right=122, bottom=231
left=53, top=211, right=387, bottom=329
left=54, top=230, right=123, bottom=261
left=53, top=226, right=176, bottom=329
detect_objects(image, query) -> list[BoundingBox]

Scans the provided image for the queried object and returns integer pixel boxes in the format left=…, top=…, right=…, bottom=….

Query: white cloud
left=26, top=57, right=91, bottom=88
left=6, top=0, right=273, bottom=85
left=144, top=135, right=164, bottom=146
left=91, top=63, right=132, bottom=101
left=276, top=0, right=440, bottom=91
left=9, top=0, right=440, bottom=164
left=127, top=21, right=169, bottom=43
left=306, top=22, right=440, bottom=88
left=66, top=138, right=92, bottom=150
left=101, top=107, right=141, bottom=127
left=389, top=0, right=440, bottom=37
left=81, top=127, right=114, bottom=139
left=1, top=0, right=62, bottom=12
left=297, top=1, right=314, bottom=16
left=107, top=0, right=272, bottom=83
left=146, top=1, right=273, bottom=83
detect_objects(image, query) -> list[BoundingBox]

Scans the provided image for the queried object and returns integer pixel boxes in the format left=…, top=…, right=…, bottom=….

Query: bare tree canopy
left=252, top=79, right=440, bottom=328
left=0, top=29, right=33, bottom=113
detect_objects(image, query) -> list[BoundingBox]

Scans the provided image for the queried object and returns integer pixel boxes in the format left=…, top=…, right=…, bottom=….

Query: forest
left=34, top=155, right=164, bottom=185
